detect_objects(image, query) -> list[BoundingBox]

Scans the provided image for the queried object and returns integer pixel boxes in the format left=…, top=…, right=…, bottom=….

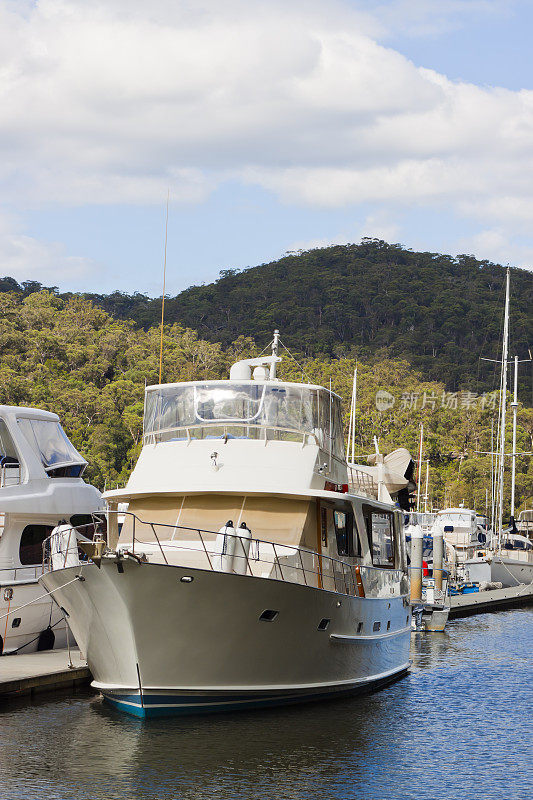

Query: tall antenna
left=159, top=189, right=170, bottom=385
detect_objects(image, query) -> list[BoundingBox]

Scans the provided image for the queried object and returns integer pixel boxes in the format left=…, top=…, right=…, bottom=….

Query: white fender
left=233, top=524, right=252, bottom=575
left=217, top=524, right=236, bottom=573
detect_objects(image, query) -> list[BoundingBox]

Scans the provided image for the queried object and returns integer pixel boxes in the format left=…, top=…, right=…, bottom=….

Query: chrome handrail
left=0, top=565, right=40, bottom=581
left=40, top=511, right=406, bottom=599
left=143, top=422, right=315, bottom=446
left=0, top=462, right=21, bottom=488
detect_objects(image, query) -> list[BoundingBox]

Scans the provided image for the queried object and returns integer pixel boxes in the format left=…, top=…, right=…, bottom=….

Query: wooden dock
left=0, top=648, right=91, bottom=701
left=448, top=582, right=533, bottom=619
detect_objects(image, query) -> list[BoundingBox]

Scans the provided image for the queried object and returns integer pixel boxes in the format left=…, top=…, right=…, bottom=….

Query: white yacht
left=438, top=507, right=490, bottom=558
left=40, top=336, right=412, bottom=718
left=0, top=405, right=103, bottom=655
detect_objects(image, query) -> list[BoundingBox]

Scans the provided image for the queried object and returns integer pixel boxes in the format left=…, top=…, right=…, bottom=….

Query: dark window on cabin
left=363, top=506, right=395, bottom=568
left=333, top=510, right=361, bottom=557
left=47, top=464, right=85, bottom=478
left=19, top=524, right=54, bottom=565
left=320, top=507, right=328, bottom=546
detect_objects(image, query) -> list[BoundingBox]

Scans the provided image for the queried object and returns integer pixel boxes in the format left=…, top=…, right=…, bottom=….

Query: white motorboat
left=40, top=333, right=413, bottom=718
left=0, top=405, right=103, bottom=655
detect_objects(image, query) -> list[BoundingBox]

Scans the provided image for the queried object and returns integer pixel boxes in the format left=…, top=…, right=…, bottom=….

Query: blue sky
left=1, top=0, right=533, bottom=296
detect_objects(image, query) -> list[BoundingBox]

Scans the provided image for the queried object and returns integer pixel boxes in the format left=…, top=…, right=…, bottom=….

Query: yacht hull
left=0, top=576, right=69, bottom=655
left=40, top=559, right=411, bottom=718
left=489, top=556, right=533, bottom=587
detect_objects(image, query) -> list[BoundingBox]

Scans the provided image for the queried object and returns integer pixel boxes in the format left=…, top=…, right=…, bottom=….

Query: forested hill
left=87, top=240, right=533, bottom=395
left=2, top=239, right=532, bottom=395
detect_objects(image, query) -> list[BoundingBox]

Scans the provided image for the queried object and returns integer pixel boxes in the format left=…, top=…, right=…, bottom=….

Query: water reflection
left=1, top=608, right=531, bottom=800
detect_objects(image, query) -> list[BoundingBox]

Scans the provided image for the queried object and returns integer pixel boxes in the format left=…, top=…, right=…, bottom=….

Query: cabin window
left=17, top=418, right=86, bottom=476
left=364, top=507, right=395, bottom=568
left=19, top=524, right=54, bottom=565
left=0, top=420, right=19, bottom=464
left=333, top=510, right=360, bottom=557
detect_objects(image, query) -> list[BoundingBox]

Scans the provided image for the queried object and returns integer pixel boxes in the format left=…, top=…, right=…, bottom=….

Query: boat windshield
left=144, top=382, right=344, bottom=459
left=17, top=418, right=87, bottom=473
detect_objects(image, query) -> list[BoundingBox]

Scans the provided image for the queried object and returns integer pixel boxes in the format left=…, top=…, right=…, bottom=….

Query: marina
left=0, top=607, right=530, bottom=800
left=0, top=3, right=532, bottom=797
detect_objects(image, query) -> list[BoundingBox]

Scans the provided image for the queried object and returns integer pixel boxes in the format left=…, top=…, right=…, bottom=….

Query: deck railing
left=0, top=461, right=22, bottom=488
left=347, top=465, right=378, bottom=498
left=0, top=565, right=41, bottom=583
left=42, top=512, right=407, bottom=599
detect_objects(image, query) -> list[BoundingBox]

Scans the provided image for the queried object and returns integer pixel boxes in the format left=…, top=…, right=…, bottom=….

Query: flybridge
left=143, top=380, right=344, bottom=459
left=143, top=330, right=345, bottom=459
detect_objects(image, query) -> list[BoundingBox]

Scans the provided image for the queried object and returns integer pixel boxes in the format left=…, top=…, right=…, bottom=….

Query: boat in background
left=0, top=405, right=103, bottom=655
left=463, top=269, right=533, bottom=587
left=41, top=332, right=413, bottom=718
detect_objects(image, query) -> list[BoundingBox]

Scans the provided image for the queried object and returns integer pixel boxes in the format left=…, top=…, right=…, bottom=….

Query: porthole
left=317, top=618, right=330, bottom=631
left=373, top=621, right=381, bottom=632
left=357, top=622, right=363, bottom=634
left=11, top=617, right=21, bottom=628
left=259, top=609, right=279, bottom=622
left=386, top=621, right=391, bottom=631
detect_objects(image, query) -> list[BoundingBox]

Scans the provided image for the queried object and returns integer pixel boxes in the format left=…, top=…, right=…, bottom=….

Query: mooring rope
left=0, top=572, right=84, bottom=623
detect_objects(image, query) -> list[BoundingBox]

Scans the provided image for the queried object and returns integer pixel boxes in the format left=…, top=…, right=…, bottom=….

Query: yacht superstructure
left=41, top=338, right=413, bottom=717
left=0, top=405, right=103, bottom=654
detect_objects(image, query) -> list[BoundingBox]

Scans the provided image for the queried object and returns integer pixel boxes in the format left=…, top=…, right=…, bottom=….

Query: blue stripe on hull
left=102, top=670, right=409, bottom=718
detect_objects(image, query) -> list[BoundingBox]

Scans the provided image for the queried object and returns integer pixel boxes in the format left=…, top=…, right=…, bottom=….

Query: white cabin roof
left=146, top=379, right=343, bottom=401
left=0, top=405, right=59, bottom=421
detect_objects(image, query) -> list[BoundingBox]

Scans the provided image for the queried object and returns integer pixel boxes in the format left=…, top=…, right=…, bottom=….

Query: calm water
left=1, top=608, right=532, bottom=800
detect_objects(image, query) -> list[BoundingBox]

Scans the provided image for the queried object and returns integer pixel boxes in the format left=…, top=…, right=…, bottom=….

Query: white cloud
left=0, top=0, right=533, bottom=270
left=454, top=229, right=533, bottom=270
left=0, top=212, right=98, bottom=286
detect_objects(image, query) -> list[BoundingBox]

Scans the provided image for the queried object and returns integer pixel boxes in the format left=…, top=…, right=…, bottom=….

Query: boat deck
left=0, top=648, right=91, bottom=701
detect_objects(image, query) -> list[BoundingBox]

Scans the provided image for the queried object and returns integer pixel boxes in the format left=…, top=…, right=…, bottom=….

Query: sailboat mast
left=496, top=268, right=510, bottom=548
left=510, top=355, right=519, bottom=519
left=490, top=418, right=495, bottom=535
left=416, top=423, right=424, bottom=513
